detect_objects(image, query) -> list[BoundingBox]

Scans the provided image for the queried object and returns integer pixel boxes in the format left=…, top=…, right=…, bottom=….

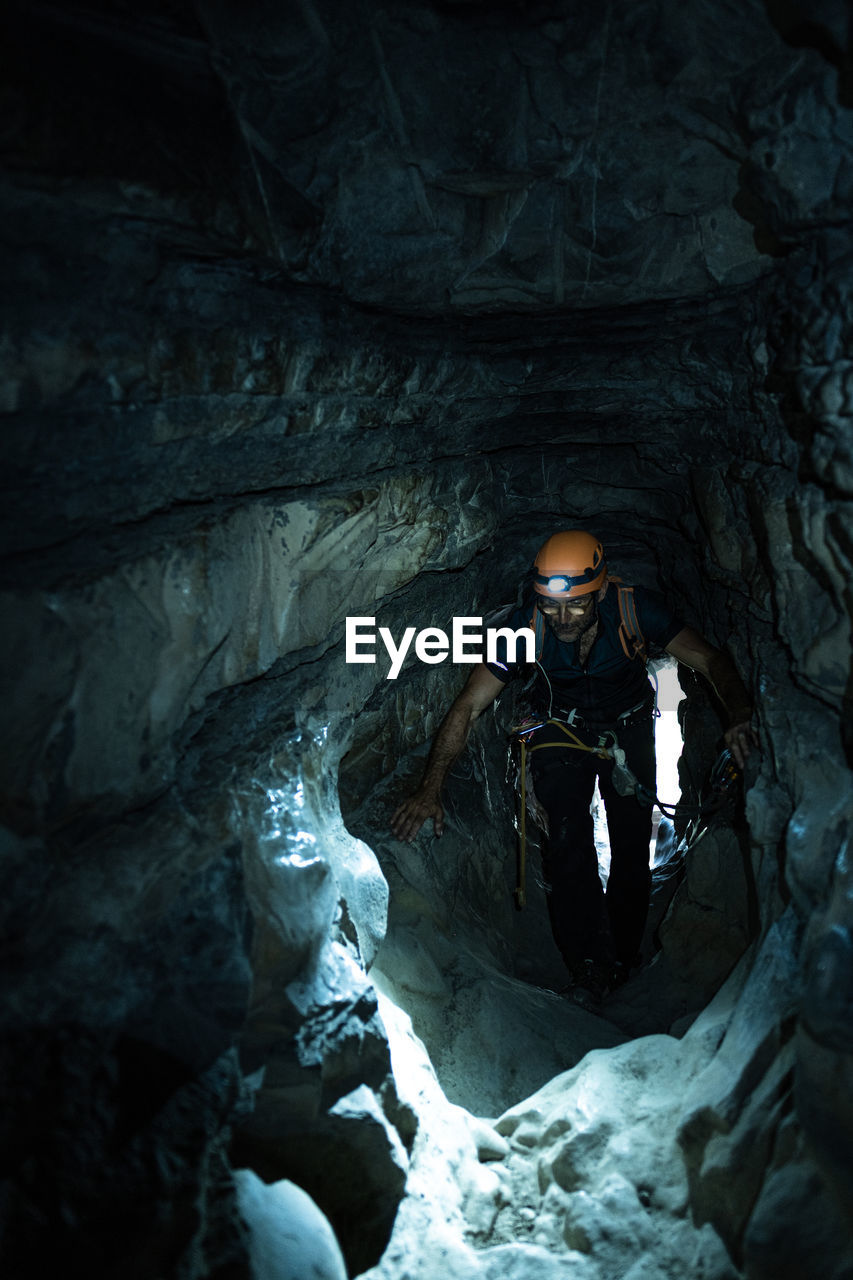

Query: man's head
left=532, top=530, right=606, bottom=643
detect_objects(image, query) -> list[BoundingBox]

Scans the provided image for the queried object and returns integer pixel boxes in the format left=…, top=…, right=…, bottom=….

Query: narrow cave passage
left=2, top=2, right=853, bottom=1279
left=336, top=520, right=755, bottom=1110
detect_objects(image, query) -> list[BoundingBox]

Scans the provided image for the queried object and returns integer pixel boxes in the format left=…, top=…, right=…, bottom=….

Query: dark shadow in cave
left=763, top=0, right=853, bottom=106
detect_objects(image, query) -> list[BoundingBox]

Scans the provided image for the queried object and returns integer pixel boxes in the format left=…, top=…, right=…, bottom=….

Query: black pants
left=529, top=713, right=656, bottom=968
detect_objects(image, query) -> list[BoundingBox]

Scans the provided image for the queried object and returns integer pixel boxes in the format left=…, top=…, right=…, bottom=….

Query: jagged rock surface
left=1, top=2, right=853, bottom=1278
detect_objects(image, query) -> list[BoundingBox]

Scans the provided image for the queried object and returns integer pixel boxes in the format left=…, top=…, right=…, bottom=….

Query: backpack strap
left=615, top=583, right=647, bottom=663
left=528, top=607, right=547, bottom=662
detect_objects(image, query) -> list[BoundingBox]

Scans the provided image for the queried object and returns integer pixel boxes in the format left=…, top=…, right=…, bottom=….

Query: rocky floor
left=360, top=953, right=753, bottom=1280
left=335, top=712, right=767, bottom=1278
left=354, top=890, right=853, bottom=1280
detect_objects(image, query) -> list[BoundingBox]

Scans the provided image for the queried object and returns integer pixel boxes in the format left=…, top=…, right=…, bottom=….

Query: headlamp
left=545, top=575, right=571, bottom=594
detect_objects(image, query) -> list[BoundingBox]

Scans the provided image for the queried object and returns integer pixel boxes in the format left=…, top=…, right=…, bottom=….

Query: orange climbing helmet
left=532, top=530, right=607, bottom=599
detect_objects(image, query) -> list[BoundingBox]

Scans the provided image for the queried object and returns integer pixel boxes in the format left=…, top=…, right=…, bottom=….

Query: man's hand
left=666, top=629, right=758, bottom=771
left=391, top=789, right=444, bottom=842
left=388, top=665, right=505, bottom=844
left=725, top=720, right=758, bottom=770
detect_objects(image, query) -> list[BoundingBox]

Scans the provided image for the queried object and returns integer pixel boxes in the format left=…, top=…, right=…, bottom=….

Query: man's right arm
left=665, top=627, right=757, bottom=768
left=390, top=663, right=508, bottom=842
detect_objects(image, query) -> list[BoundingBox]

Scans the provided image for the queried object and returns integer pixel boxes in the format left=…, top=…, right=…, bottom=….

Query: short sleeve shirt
left=485, top=583, right=684, bottom=721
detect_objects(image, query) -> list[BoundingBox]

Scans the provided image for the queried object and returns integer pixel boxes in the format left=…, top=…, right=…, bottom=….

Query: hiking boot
left=566, top=959, right=612, bottom=1010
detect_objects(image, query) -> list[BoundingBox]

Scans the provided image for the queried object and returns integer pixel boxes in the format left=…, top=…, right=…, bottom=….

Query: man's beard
left=548, top=601, right=598, bottom=643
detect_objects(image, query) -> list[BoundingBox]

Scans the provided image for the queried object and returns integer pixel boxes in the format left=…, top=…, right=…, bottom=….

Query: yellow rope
left=512, top=719, right=614, bottom=910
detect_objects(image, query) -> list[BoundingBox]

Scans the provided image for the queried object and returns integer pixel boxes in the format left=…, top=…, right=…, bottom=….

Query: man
left=391, top=530, right=757, bottom=1009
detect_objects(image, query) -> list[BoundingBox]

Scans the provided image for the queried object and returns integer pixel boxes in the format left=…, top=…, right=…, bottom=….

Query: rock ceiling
left=6, top=0, right=851, bottom=314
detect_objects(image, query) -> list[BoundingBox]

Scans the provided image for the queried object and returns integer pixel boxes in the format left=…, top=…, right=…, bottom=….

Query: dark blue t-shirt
left=485, top=583, right=684, bottom=721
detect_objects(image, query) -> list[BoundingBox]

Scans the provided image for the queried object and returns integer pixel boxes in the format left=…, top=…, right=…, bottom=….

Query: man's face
left=537, top=592, right=597, bottom=643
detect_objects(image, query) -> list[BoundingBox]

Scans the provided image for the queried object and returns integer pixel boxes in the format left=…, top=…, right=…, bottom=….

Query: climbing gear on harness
left=510, top=717, right=618, bottom=910
left=709, top=746, right=740, bottom=795
left=532, top=530, right=606, bottom=599
left=508, top=717, right=740, bottom=909
left=678, top=747, right=741, bottom=845
left=651, top=746, right=741, bottom=827
left=609, top=741, right=640, bottom=798
left=548, top=696, right=652, bottom=731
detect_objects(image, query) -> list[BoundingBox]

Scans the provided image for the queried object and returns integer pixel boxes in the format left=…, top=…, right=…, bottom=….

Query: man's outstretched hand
left=390, top=788, right=444, bottom=842
left=725, top=720, right=759, bottom=770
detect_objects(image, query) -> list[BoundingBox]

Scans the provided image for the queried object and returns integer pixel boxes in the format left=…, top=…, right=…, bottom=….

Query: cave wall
left=1, top=1, right=852, bottom=1277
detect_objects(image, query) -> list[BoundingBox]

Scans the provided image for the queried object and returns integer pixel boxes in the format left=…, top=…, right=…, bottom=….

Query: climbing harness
left=512, top=716, right=613, bottom=908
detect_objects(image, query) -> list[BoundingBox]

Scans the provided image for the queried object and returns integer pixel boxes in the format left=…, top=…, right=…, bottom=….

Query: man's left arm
left=664, top=627, right=758, bottom=769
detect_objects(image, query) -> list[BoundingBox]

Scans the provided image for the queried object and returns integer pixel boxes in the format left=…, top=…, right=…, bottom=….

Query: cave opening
left=2, top=1, right=853, bottom=1278
left=650, top=658, right=683, bottom=857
